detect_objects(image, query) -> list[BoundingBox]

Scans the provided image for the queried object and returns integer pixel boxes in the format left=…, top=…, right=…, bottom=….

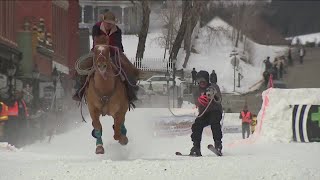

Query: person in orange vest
left=5, top=92, right=29, bottom=147
left=239, top=105, right=252, bottom=139
left=0, top=101, right=9, bottom=141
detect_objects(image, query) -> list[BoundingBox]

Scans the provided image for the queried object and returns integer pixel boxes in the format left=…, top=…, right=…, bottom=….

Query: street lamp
left=51, top=67, right=58, bottom=88
left=7, top=63, right=16, bottom=77
left=51, top=67, right=58, bottom=112
left=32, top=65, right=40, bottom=113
left=230, top=50, right=239, bottom=92
left=7, top=63, right=16, bottom=99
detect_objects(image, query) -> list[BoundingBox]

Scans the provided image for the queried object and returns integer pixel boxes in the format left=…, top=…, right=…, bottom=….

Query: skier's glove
left=198, top=94, right=209, bottom=107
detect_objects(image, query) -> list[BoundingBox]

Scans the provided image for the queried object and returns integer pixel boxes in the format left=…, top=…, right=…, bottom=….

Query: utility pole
left=230, top=50, right=239, bottom=92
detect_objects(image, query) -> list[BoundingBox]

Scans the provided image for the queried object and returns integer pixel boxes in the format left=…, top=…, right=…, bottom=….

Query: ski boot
left=189, top=144, right=202, bottom=156
left=214, top=142, right=223, bottom=155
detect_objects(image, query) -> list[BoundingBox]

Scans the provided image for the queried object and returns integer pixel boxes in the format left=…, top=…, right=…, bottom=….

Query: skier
left=190, top=70, right=223, bottom=156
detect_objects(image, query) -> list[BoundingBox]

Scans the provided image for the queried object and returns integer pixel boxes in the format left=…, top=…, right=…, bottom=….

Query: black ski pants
left=191, top=110, right=222, bottom=147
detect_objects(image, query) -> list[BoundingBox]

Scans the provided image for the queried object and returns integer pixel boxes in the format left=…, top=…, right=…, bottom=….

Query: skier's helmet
left=196, top=70, right=210, bottom=88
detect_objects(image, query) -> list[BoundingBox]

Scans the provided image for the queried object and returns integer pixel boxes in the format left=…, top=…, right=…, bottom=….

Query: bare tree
left=160, top=0, right=182, bottom=60
left=182, top=1, right=209, bottom=68
left=135, top=0, right=151, bottom=67
left=167, top=0, right=192, bottom=64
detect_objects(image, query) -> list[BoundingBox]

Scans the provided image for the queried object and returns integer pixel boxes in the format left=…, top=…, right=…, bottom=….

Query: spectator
left=279, top=59, right=284, bottom=79
left=22, top=84, right=33, bottom=108
left=210, top=70, right=217, bottom=84
left=191, top=68, right=197, bottom=85
left=272, top=64, right=278, bottom=80
left=263, top=57, right=272, bottom=71
left=299, top=47, right=306, bottom=64
left=263, top=70, right=269, bottom=88
left=288, top=46, right=293, bottom=66
left=177, top=96, right=183, bottom=108
left=239, top=104, right=252, bottom=139
left=251, top=114, right=257, bottom=134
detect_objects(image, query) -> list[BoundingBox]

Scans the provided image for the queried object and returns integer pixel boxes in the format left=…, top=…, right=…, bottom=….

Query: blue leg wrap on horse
left=120, top=124, right=127, bottom=136
left=92, top=129, right=103, bottom=145
left=92, top=129, right=102, bottom=138
left=96, top=137, right=103, bottom=145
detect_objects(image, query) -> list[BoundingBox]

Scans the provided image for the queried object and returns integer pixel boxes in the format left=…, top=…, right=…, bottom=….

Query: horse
left=85, top=35, right=129, bottom=154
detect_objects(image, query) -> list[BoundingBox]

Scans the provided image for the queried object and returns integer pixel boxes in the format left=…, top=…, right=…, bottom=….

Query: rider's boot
left=72, top=75, right=87, bottom=101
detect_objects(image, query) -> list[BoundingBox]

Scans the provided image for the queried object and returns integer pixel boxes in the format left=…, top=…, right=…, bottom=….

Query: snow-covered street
left=1, top=106, right=320, bottom=180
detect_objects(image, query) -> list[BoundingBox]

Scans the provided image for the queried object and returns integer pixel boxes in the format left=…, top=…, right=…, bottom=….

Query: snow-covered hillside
left=176, top=17, right=287, bottom=93
left=89, top=17, right=287, bottom=93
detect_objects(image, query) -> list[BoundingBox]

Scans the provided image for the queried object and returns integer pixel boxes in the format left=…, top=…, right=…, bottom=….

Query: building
left=15, top=0, right=54, bottom=80
left=0, top=0, right=22, bottom=78
left=79, top=0, right=142, bottom=34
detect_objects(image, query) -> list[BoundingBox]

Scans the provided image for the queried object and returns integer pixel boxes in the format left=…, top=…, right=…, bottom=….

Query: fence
left=129, top=58, right=174, bottom=72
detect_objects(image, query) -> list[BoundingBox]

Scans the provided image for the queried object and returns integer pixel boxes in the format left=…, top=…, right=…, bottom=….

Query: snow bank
left=257, top=88, right=320, bottom=143
left=0, top=142, right=20, bottom=152
left=288, top=32, right=320, bottom=45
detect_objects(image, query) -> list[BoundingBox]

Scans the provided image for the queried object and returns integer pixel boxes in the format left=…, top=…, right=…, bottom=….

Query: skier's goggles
left=196, top=77, right=207, bottom=83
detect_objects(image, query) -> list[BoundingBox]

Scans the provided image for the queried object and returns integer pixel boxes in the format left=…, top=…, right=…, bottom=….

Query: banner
left=292, top=105, right=320, bottom=142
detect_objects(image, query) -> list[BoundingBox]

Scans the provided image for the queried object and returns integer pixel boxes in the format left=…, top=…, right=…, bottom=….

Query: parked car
left=273, top=80, right=287, bottom=89
left=139, top=75, right=185, bottom=94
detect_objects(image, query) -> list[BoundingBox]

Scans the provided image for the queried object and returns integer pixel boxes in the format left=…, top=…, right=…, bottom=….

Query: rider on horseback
left=73, top=11, right=139, bottom=108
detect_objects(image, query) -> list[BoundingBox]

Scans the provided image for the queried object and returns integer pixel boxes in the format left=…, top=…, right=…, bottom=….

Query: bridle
left=93, top=44, right=121, bottom=78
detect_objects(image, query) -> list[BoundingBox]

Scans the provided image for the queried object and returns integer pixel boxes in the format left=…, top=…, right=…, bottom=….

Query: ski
left=175, top=152, right=201, bottom=157
left=176, top=144, right=223, bottom=157
left=207, top=144, right=223, bottom=156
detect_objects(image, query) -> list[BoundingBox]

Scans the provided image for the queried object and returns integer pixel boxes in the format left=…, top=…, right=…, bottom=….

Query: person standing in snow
left=191, top=68, right=197, bottom=85
left=279, top=59, right=284, bottom=79
left=239, top=105, right=252, bottom=139
left=251, top=114, right=257, bottom=134
left=190, top=70, right=223, bottom=156
left=299, top=47, right=306, bottom=64
left=263, top=57, right=272, bottom=71
left=210, top=70, right=217, bottom=84
left=288, top=46, right=293, bottom=66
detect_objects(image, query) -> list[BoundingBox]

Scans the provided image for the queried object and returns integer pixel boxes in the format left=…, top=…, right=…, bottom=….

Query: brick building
left=12, top=0, right=80, bottom=97
left=0, top=0, right=22, bottom=77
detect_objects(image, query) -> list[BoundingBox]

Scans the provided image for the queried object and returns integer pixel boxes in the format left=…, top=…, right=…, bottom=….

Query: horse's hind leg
left=89, top=107, right=104, bottom=154
left=113, top=112, right=128, bottom=145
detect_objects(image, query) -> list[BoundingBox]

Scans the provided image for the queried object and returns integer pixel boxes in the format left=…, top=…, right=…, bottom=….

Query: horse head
left=93, top=35, right=112, bottom=79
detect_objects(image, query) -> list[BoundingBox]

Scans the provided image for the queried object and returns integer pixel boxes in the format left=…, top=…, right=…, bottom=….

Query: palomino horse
left=85, top=35, right=129, bottom=154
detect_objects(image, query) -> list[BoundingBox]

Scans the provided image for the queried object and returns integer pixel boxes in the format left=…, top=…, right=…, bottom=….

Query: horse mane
left=94, top=35, right=109, bottom=45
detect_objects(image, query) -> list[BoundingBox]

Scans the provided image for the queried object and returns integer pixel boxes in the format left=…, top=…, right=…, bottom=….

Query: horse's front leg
left=113, top=112, right=128, bottom=145
left=89, top=106, right=104, bottom=154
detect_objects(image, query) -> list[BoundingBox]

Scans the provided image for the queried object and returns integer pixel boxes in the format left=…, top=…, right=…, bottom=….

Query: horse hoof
left=113, top=134, right=121, bottom=141
left=119, top=136, right=128, bottom=145
left=95, top=145, right=104, bottom=154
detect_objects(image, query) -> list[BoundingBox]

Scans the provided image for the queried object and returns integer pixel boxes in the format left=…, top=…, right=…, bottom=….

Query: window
left=159, top=77, right=167, bottom=81
left=150, top=77, right=161, bottom=81
left=0, top=1, right=15, bottom=43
